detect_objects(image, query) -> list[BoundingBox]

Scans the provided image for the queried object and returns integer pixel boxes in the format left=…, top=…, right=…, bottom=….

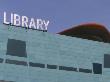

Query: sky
left=0, top=0, right=110, bottom=33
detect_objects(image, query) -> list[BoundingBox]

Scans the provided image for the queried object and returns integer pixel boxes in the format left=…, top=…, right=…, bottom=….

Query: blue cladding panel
left=0, top=24, right=110, bottom=82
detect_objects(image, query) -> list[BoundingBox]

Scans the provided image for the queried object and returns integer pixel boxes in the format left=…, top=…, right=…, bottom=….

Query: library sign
left=3, top=12, right=50, bottom=31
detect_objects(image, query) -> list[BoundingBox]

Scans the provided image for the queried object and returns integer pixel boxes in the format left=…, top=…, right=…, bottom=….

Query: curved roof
left=58, top=23, right=110, bottom=43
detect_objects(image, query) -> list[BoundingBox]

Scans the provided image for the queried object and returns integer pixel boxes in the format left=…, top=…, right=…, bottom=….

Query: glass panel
left=29, top=62, right=45, bottom=68
left=104, top=54, right=110, bottom=68
left=47, top=64, right=57, bottom=69
left=59, top=66, right=77, bottom=71
left=6, top=39, right=27, bottom=57
left=79, top=68, right=92, bottom=73
left=6, top=59, right=27, bottom=66
left=93, top=63, right=102, bottom=74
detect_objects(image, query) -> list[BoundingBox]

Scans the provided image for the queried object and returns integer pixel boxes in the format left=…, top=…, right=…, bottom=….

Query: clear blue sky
left=0, top=0, right=110, bottom=33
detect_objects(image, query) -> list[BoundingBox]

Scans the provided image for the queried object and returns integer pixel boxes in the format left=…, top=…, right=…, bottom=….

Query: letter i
left=11, top=13, right=13, bottom=25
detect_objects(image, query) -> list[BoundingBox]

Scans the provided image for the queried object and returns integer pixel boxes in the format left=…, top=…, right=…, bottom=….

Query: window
left=47, top=64, right=57, bottom=69
left=0, top=80, right=15, bottom=82
left=93, top=63, right=102, bottom=74
left=0, top=80, right=4, bottom=82
left=0, top=58, right=3, bottom=63
left=29, top=62, right=45, bottom=68
left=59, top=66, right=77, bottom=71
left=5, top=59, right=27, bottom=66
left=79, top=68, right=92, bottom=73
left=104, top=54, right=110, bottom=68
left=6, top=39, right=27, bottom=57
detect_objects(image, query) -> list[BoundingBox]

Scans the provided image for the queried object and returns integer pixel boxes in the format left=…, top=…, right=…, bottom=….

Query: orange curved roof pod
left=59, top=23, right=110, bottom=43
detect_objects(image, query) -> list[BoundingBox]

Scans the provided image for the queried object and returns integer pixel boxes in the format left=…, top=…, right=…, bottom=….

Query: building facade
left=0, top=24, right=110, bottom=82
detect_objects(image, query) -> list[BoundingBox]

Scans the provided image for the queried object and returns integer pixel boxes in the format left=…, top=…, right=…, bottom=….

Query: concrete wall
left=0, top=24, right=110, bottom=82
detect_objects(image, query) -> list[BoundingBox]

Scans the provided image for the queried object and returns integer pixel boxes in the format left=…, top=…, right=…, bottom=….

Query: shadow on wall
left=58, top=23, right=110, bottom=43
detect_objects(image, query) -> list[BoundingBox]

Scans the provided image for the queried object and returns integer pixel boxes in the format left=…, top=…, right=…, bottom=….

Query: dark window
left=104, top=54, right=110, bottom=68
left=6, top=39, right=27, bottom=57
left=29, top=62, right=45, bottom=68
left=0, top=80, right=15, bottom=82
left=47, top=64, right=57, bottom=69
left=0, top=58, right=3, bottom=63
left=0, top=80, right=4, bottom=82
left=79, top=68, right=92, bottom=73
left=93, top=63, right=102, bottom=74
left=59, top=66, right=77, bottom=71
left=5, top=59, right=27, bottom=66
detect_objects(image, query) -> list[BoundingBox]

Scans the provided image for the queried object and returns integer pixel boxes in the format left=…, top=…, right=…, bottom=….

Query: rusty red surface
left=58, top=23, right=110, bottom=43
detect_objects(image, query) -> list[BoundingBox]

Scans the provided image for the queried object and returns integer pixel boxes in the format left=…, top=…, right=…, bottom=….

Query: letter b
left=14, top=14, right=20, bottom=26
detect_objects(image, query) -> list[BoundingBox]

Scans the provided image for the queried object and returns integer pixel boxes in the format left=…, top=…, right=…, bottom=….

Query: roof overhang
left=58, top=23, right=110, bottom=43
